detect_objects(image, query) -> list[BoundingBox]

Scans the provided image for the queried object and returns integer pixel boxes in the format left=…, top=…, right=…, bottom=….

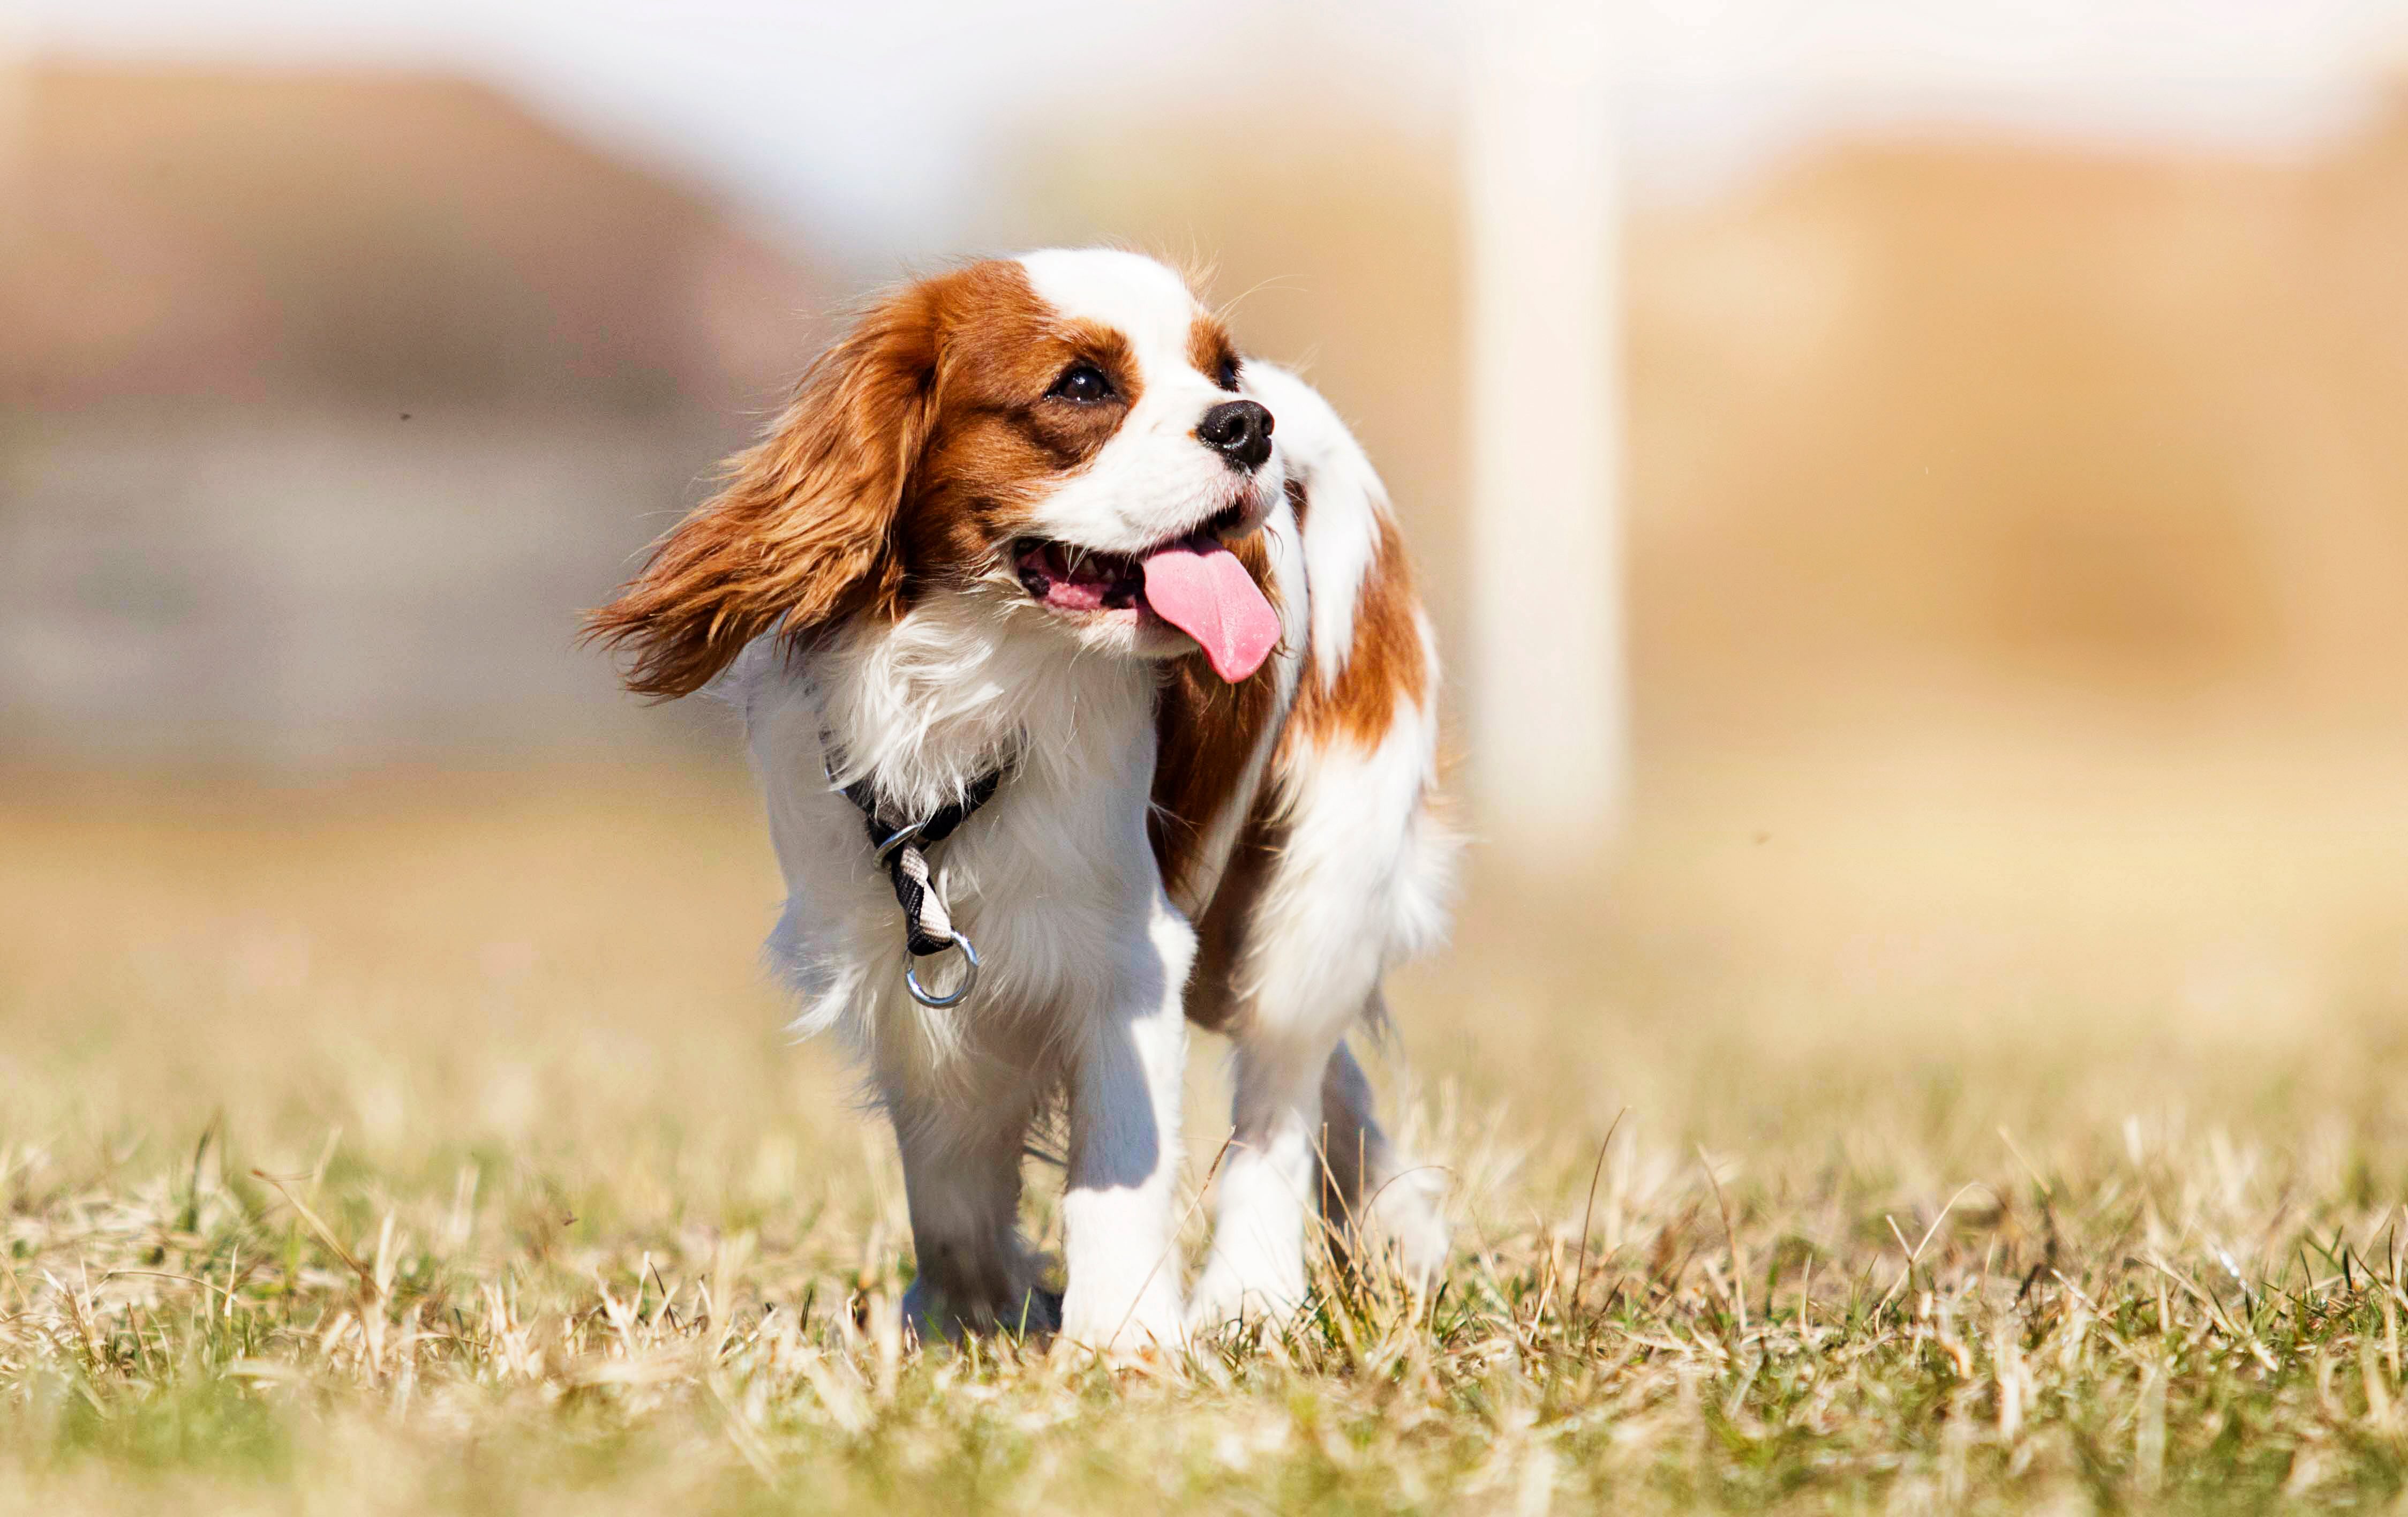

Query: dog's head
left=590, top=249, right=1285, bottom=696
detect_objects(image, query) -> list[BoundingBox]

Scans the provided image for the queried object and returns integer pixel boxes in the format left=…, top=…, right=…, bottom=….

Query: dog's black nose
left=1197, top=400, right=1274, bottom=473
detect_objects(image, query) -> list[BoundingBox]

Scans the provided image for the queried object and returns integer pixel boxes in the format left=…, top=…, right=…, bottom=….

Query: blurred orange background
left=10, top=13, right=2408, bottom=785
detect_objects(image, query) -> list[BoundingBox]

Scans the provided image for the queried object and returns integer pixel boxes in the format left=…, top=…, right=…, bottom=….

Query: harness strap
left=830, top=757, right=1007, bottom=958
left=841, top=767, right=1003, bottom=958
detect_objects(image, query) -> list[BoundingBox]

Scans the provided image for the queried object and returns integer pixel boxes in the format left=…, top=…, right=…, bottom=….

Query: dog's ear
left=587, top=288, right=941, bottom=699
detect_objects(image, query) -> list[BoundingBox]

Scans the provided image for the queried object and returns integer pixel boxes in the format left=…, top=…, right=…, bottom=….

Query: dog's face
left=592, top=250, right=1285, bottom=696
left=983, top=251, right=1283, bottom=672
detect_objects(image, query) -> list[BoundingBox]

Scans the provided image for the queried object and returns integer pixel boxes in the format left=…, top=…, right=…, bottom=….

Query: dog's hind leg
left=1190, top=1025, right=1336, bottom=1326
left=1190, top=1013, right=1448, bottom=1329
left=1317, top=1028, right=1449, bottom=1290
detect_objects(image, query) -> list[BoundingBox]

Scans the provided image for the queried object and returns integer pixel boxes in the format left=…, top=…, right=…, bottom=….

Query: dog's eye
left=1048, top=361, right=1117, bottom=404
left=1215, top=353, right=1243, bottom=392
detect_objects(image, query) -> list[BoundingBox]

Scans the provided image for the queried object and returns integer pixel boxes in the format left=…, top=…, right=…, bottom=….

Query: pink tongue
left=1139, top=538, right=1280, bottom=682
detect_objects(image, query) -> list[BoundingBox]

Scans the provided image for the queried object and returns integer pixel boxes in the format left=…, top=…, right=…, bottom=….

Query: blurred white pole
left=1464, top=0, right=1627, bottom=859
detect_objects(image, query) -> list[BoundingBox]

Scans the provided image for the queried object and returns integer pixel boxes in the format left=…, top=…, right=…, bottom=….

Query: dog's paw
left=901, top=1278, right=1062, bottom=1345
left=1056, top=1280, right=1186, bottom=1361
left=1186, top=1256, right=1304, bottom=1334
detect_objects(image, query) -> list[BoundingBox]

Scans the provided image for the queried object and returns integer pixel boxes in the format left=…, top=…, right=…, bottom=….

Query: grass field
left=10, top=736, right=2408, bottom=1513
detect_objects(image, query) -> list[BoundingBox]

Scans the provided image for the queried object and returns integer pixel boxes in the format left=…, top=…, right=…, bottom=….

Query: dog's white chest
left=738, top=615, right=1164, bottom=1037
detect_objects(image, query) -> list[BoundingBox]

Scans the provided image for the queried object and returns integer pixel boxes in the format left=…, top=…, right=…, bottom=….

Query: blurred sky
left=16, top=0, right=2408, bottom=265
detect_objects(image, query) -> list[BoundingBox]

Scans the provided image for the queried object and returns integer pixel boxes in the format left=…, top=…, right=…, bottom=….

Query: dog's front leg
left=1056, top=897, right=1193, bottom=1355
left=883, top=1056, right=1056, bottom=1343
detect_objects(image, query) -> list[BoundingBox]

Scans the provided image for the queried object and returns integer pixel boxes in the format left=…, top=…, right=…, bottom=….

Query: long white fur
left=715, top=250, right=1453, bottom=1352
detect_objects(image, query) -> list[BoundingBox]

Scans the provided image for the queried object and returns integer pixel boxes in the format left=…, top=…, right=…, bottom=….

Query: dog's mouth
left=1011, top=504, right=1280, bottom=682
left=1012, top=505, right=1250, bottom=614
left=1012, top=539, right=1153, bottom=615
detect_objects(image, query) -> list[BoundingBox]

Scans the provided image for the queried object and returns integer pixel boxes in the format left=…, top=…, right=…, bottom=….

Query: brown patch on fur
left=1149, top=529, right=1286, bottom=906
left=587, top=259, right=1140, bottom=697
left=1180, top=794, right=1283, bottom=1033
left=1285, top=506, right=1426, bottom=752
left=1188, top=312, right=1241, bottom=390
left=898, top=295, right=1143, bottom=578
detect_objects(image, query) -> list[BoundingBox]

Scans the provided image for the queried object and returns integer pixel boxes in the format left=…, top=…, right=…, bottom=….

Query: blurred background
left=11, top=1, right=2408, bottom=1148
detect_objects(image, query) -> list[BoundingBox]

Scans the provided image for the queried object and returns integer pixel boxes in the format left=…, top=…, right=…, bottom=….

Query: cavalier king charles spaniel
left=592, top=249, right=1455, bottom=1353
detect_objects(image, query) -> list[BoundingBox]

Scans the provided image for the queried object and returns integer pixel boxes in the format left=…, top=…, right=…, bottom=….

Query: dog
left=591, top=249, right=1455, bottom=1353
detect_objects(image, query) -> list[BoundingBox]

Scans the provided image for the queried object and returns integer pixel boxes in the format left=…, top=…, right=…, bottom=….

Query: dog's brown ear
left=587, top=289, right=940, bottom=699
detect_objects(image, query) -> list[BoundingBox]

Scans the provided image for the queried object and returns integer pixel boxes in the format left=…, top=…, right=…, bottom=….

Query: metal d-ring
left=905, top=932, right=980, bottom=1009
left=872, top=817, right=929, bottom=866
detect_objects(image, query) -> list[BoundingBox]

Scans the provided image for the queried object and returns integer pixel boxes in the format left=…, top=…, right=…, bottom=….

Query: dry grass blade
left=1569, top=1108, right=1626, bottom=1323
left=250, top=1168, right=377, bottom=1297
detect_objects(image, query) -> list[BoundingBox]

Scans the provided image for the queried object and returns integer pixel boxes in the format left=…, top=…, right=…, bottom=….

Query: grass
left=10, top=738, right=2408, bottom=1513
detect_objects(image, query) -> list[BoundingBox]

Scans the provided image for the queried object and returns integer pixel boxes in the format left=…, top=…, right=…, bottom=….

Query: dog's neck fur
left=809, top=591, right=1158, bottom=823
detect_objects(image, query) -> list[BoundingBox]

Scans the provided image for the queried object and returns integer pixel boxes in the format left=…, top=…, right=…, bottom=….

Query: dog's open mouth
left=1013, top=540, right=1151, bottom=614
left=1012, top=506, right=1280, bottom=682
